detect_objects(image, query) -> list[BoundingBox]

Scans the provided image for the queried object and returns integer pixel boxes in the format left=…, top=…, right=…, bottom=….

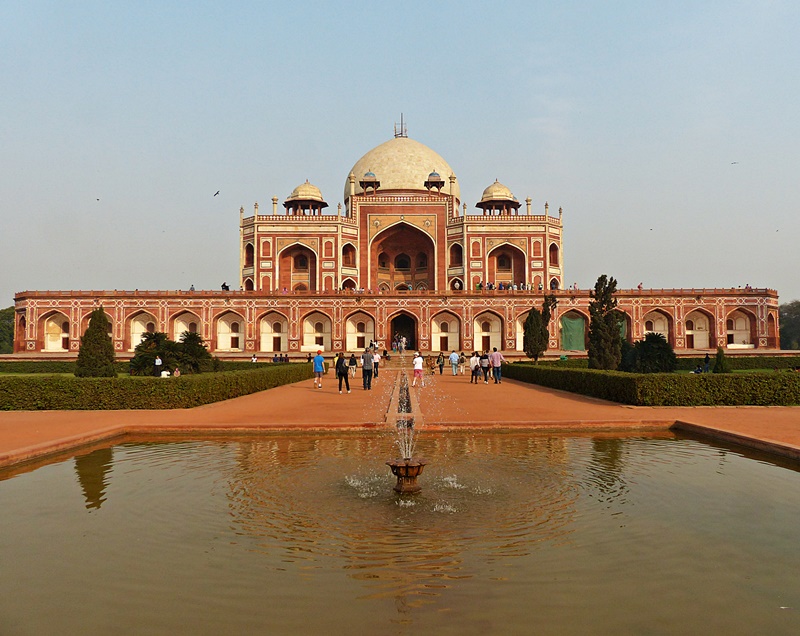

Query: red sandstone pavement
left=1, top=368, right=800, bottom=469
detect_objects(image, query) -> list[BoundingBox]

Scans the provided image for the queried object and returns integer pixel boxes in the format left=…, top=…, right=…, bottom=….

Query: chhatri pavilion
left=13, top=125, right=779, bottom=357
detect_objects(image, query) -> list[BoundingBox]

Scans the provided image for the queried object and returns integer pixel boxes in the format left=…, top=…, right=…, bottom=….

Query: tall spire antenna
left=394, top=113, right=408, bottom=138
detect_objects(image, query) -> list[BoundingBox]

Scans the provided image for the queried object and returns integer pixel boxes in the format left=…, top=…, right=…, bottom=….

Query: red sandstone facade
left=12, top=133, right=780, bottom=357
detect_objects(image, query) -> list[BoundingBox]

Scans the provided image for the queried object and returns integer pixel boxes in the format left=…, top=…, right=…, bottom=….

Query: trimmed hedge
left=503, top=363, right=800, bottom=406
left=0, top=364, right=314, bottom=411
left=0, top=361, right=128, bottom=374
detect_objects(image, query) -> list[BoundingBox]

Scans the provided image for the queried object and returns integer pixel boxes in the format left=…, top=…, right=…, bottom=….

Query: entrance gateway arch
left=390, top=313, right=416, bottom=351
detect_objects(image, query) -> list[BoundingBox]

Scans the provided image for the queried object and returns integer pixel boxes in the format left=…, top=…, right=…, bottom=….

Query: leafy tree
left=130, top=330, right=215, bottom=375
left=779, top=300, right=800, bottom=350
left=0, top=306, right=13, bottom=354
left=619, top=332, right=677, bottom=373
left=176, top=331, right=214, bottom=373
left=712, top=345, right=731, bottom=373
left=522, top=295, right=558, bottom=362
left=588, top=275, right=623, bottom=370
left=130, top=332, right=179, bottom=376
left=75, top=307, right=117, bottom=377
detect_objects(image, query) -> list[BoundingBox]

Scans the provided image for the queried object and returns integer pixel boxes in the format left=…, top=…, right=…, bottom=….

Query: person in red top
left=488, top=347, right=506, bottom=384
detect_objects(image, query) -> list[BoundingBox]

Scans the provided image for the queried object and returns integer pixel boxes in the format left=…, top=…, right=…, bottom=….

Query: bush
left=502, top=363, right=800, bottom=406
left=619, top=333, right=677, bottom=373
left=0, top=364, right=314, bottom=411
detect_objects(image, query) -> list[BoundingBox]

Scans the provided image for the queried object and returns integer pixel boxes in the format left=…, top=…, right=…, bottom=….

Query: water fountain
left=386, top=368, right=426, bottom=494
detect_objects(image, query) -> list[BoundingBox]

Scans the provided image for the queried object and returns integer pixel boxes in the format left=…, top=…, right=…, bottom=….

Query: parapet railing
left=15, top=287, right=778, bottom=299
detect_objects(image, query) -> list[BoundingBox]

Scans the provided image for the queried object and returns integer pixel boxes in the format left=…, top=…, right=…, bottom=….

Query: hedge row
left=0, top=360, right=310, bottom=374
left=503, top=364, right=800, bottom=406
left=535, top=355, right=800, bottom=371
left=0, top=361, right=128, bottom=374
left=0, top=364, right=314, bottom=411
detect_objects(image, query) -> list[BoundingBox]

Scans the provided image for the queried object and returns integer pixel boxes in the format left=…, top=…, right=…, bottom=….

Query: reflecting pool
left=2, top=431, right=800, bottom=635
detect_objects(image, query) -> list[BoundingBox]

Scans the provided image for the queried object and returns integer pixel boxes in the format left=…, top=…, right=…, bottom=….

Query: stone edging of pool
left=3, top=416, right=800, bottom=472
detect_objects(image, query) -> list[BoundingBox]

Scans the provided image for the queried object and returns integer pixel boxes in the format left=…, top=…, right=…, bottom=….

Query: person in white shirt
left=373, top=350, right=381, bottom=379
left=448, top=350, right=460, bottom=375
left=412, top=352, right=424, bottom=387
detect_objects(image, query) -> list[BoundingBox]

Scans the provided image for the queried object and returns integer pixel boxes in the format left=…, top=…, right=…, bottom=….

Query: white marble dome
left=345, top=136, right=459, bottom=202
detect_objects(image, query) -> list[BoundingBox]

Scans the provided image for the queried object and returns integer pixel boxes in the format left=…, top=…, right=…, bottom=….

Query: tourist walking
left=458, top=352, right=466, bottom=375
left=153, top=355, right=163, bottom=377
left=361, top=348, right=374, bottom=390
left=348, top=353, right=358, bottom=377
left=704, top=353, right=711, bottom=373
left=448, top=350, right=460, bottom=375
left=373, top=349, right=381, bottom=378
left=489, top=347, right=506, bottom=383
left=411, top=351, right=424, bottom=387
left=312, top=350, right=325, bottom=389
left=479, top=351, right=490, bottom=384
left=469, top=352, right=481, bottom=383
left=335, top=352, right=351, bottom=394
left=436, top=352, right=445, bottom=375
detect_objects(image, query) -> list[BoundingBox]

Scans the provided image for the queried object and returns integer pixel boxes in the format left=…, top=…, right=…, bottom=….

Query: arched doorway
left=390, top=313, right=417, bottom=351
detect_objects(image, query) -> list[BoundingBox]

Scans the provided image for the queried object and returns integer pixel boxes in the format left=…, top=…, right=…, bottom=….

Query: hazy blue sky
left=2, top=1, right=798, bottom=305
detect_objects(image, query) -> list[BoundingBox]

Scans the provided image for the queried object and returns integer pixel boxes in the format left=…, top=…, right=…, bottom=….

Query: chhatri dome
left=286, top=179, right=326, bottom=204
left=479, top=179, right=516, bottom=204
left=345, top=136, right=460, bottom=202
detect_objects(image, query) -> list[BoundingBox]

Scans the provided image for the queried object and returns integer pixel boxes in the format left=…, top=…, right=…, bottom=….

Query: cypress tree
left=712, top=345, right=731, bottom=373
left=588, top=275, right=623, bottom=370
left=75, top=307, right=117, bottom=377
left=523, top=295, right=558, bottom=362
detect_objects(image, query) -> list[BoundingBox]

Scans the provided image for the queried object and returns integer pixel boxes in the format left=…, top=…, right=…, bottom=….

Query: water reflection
left=74, top=447, right=114, bottom=510
left=225, top=434, right=584, bottom=605
left=585, top=438, right=629, bottom=505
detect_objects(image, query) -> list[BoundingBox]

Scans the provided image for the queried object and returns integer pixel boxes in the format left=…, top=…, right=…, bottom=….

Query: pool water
left=1, top=431, right=799, bottom=635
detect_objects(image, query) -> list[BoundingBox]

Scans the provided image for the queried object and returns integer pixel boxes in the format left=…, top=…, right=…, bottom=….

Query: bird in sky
left=731, top=162, right=739, bottom=164
left=214, top=190, right=220, bottom=196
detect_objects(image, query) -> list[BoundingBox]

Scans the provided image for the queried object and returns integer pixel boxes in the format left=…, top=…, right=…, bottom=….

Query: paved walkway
left=2, top=368, right=800, bottom=469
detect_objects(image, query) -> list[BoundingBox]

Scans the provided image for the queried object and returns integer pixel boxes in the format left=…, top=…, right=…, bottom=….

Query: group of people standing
left=410, top=347, right=506, bottom=387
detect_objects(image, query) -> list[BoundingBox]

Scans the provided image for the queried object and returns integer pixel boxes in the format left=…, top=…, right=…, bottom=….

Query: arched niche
left=642, top=309, right=674, bottom=346
left=302, top=311, right=332, bottom=352
left=278, top=243, right=317, bottom=292
left=41, top=311, right=70, bottom=352
left=128, top=311, right=158, bottom=351
left=259, top=311, right=288, bottom=353
left=345, top=311, right=375, bottom=351
left=172, top=311, right=201, bottom=342
left=684, top=309, right=715, bottom=350
left=473, top=311, right=503, bottom=353
left=487, top=244, right=526, bottom=287
left=431, top=312, right=460, bottom=352
left=560, top=310, right=587, bottom=351
left=215, top=311, right=244, bottom=351
left=370, top=222, right=435, bottom=291
left=726, top=309, right=756, bottom=348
